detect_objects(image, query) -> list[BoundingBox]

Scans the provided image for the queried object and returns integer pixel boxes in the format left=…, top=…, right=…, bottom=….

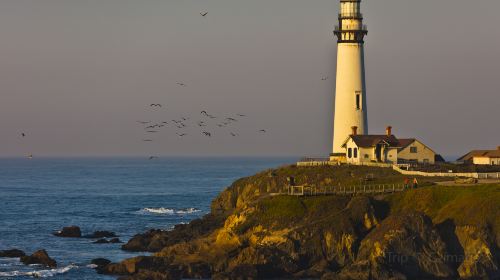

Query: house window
left=355, top=92, right=361, bottom=110
left=348, top=148, right=352, bottom=159
left=410, top=147, right=418, bottom=153
left=354, top=148, right=358, bottom=158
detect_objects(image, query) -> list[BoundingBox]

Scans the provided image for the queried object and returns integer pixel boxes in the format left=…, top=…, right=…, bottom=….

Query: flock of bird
left=137, top=97, right=268, bottom=146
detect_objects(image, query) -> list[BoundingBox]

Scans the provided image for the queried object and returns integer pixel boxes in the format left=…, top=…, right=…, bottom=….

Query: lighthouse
left=331, top=0, right=368, bottom=159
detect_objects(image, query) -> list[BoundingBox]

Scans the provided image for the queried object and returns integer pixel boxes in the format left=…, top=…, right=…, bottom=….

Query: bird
left=150, top=104, right=162, bottom=107
left=259, top=129, right=267, bottom=133
left=198, top=121, right=207, bottom=127
left=226, top=117, right=237, bottom=122
left=177, top=133, right=187, bottom=137
left=201, top=111, right=208, bottom=116
left=217, top=124, right=225, bottom=128
left=203, top=131, right=212, bottom=137
left=321, top=76, right=329, bottom=81
left=146, top=130, right=159, bottom=133
left=181, top=117, right=189, bottom=121
left=176, top=82, right=187, bottom=87
left=236, top=114, right=246, bottom=117
left=230, top=132, right=238, bottom=137
left=200, top=12, right=208, bottom=17
left=149, top=156, right=158, bottom=160
left=143, top=139, right=153, bottom=142
left=21, top=133, right=26, bottom=137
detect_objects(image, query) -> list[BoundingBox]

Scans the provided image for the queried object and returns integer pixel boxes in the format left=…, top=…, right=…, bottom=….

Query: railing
left=287, top=184, right=406, bottom=196
left=392, top=165, right=500, bottom=179
left=334, top=25, right=368, bottom=32
left=300, top=157, right=330, bottom=162
left=339, top=13, right=363, bottom=19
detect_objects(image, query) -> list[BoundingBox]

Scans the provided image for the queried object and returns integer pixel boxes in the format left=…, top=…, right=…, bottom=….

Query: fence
left=297, top=158, right=337, bottom=167
left=392, top=165, right=500, bottom=179
left=287, top=184, right=406, bottom=196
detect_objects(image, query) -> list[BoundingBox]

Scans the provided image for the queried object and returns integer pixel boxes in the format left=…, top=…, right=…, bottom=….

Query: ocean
left=0, top=157, right=295, bottom=279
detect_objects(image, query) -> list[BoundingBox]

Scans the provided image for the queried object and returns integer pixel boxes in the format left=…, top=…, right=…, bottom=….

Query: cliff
left=103, top=165, right=500, bottom=280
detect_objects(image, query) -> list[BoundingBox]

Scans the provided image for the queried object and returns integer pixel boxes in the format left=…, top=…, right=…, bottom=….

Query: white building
left=331, top=0, right=368, bottom=159
left=341, top=126, right=438, bottom=165
left=457, top=147, right=500, bottom=165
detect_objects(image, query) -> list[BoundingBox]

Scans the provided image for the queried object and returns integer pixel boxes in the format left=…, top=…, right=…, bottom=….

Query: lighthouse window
left=356, top=93, right=361, bottom=110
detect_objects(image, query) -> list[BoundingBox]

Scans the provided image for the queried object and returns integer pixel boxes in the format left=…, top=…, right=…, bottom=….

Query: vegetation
left=386, top=184, right=500, bottom=233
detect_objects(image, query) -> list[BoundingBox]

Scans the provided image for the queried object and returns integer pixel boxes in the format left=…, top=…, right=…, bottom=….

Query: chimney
left=351, top=126, right=358, bottom=136
left=386, top=126, right=393, bottom=136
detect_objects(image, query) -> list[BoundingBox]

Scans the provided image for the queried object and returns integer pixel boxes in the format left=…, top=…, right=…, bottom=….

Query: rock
left=121, top=229, right=165, bottom=252
left=91, top=258, right=111, bottom=273
left=455, top=225, right=500, bottom=279
left=0, top=249, right=26, bottom=258
left=177, top=261, right=211, bottom=279
left=338, top=212, right=455, bottom=280
left=102, top=256, right=184, bottom=280
left=117, top=270, right=181, bottom=280
left=94, top=238, right=123, bottom=244
left=213, top=264, right=258, bottom=280
left=53, top=226, right=81, bottom=238
left=84, top=230, right=117, bottom=239
left=91, top=258, right=111, bottom=267
left=122, top=214, right=226, bottom=252
left=20, top=250, right=57, bottom=268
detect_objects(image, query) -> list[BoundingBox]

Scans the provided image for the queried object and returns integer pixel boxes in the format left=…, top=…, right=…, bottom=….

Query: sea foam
left=0, top=264, right=77, bottom=278
left=136, top=207, right=201, bottom=215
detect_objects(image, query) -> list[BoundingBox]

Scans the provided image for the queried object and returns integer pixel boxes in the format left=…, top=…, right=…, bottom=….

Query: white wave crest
left=0, top=264, right=77, bottom=278
left=136, top=207, right=201, bottom=215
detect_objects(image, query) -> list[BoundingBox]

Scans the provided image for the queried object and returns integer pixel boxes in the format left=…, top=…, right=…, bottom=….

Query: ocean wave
left=0, top=264, right=77, bottom=278
left=136, top=207, right=201, bottom=215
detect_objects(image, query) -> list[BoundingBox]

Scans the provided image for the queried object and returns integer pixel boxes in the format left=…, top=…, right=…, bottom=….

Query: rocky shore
left=97, top=165, right=499, bottom=279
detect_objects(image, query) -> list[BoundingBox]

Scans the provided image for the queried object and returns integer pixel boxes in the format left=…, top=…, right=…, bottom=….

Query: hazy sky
left=1, top=0, right=499, bottom=157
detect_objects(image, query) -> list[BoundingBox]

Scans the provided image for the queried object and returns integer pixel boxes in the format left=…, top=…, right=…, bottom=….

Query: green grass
left=385, top=184, right=500, bottom=233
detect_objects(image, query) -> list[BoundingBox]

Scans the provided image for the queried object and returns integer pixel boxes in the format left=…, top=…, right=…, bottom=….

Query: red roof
left=344, top=135, right=401, bottom=148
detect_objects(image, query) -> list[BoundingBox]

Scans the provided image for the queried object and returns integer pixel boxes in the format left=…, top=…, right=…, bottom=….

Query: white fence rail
left=392, top=165, right=500, bottom=179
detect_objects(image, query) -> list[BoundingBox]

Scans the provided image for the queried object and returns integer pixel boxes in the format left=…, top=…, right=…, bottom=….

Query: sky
left=0, top=0, right=499, bottom=158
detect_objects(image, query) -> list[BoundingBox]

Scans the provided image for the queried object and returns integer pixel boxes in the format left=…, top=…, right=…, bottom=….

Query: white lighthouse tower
left=331, top=0, right=368, bottom=159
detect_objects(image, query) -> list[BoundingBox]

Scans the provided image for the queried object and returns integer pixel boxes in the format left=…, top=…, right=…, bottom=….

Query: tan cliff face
left=456, top=225, right=499, bottom=279
left=103, top=165, right=500, bottom=280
